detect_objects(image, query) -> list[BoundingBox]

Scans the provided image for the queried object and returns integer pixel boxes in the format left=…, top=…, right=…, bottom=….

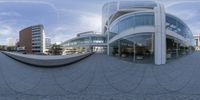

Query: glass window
left=135, top=13, right=154, bottom=27
left=110, top=32, right=154, bottom=63
left=166, top=16, right=177, bottom=32
left=92, top=37, right=105, bottom=43
left=110, top=24, right=118, bottom=33
left=177, top=21, right=186, bottom=37
left=118, top=17, right=133, bottom=33
left=196, top=39, right=198, bottom=46
left=109, top=12, right=154, bottom=40
left=166, top=15, right=194, bottom=40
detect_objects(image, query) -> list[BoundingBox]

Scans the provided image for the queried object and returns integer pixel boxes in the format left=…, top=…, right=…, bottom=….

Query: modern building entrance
left=110, top=33, right=154, bottom=63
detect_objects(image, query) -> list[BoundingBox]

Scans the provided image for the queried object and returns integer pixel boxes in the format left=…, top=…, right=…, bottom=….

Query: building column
left=107, top=44, right=110, bottom=55
left=154, top=4, right=166, bottom=65
left=107, top=30, right=111, bottom=55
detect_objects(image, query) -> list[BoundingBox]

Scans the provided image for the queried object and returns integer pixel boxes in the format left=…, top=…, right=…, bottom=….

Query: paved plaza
left=0, top=52, right=200, bottom=100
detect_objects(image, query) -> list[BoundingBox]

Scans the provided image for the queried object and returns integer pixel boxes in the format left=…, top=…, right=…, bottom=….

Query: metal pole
left=118, top=40, right=121, bottom=57
left=176, top=39, right=178, bottom=57
left=134, top=42, right=136, bottom=62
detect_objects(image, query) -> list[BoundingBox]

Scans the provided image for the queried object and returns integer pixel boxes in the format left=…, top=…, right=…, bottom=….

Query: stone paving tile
left=1, top=52, right=200, bottom=99
left=24, top=71, right=66, bottom=96
left=131, top=66, right=168, bottom=94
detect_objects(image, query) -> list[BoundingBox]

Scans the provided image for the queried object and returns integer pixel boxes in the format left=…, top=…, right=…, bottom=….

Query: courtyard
left=0, top=52, right=200, bottom=99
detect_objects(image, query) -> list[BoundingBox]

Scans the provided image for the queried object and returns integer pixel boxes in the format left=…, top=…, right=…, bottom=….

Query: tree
left=0, top=45, right=6, bottom=51
left=6, top=46, right=16, bottom=51
left=49, top=44, right=63, bottom=55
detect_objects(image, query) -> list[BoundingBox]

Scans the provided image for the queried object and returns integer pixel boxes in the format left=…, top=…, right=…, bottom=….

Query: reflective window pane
left=109, top=12, right=154, bottom=40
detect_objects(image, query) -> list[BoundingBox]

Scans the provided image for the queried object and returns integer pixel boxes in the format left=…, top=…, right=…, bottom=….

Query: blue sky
left=0, top=0, right=199, bottom=45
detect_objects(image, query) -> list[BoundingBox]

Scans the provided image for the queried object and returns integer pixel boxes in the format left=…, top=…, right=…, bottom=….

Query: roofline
left=19, top=24, right=44, bottom=32
left=61, top=31, right=104, bottom=45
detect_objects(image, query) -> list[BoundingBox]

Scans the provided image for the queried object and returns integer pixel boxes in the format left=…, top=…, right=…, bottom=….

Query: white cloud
left=6, top=37, right=14, bottom=46
left=48, top=26, right=74, bottom=43
left=49, top=9, right=102, bottom=44
left=188, top=22, right=200, bottom=35
left=79, top=13, right=101, bottom=32
left=0, top=0, right=59, bottom=45
left=0, top=21, right=17, bottom=45
left=0, top=25, right=13, bottom=36
left=54, top=27, right=68, bottom=33
left=59, top=9, right=102, bottom=32
left=51, top=32, right=74, bottom=44
left=0, top=12, right=21, bottom=17
left=167, top=9, right=198, bottom=21
left=165, top=1, right=200, bottom=35
left=165, top=0, right=200, bottom=8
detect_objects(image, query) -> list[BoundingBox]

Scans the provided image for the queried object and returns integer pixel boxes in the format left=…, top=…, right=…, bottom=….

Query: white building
left=45, top=37, right=51, bottom=52
left=31, top=25, right=45, bottom=53
left=194, top=34, right=200, bottom=51
left=102, top=1, right=195, bottom=65
left=62, top=1, right=195, bottom=65
left=61, top=31, right=106, bottom=54
left=6, top=38, right=14, bottom=46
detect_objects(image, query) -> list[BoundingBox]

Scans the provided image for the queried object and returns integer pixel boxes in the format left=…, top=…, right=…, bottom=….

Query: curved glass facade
left=62, top=35, right=106, bottom=54
left=103, top=1, right=195, bottom=64
left=166, top=36, right=190, bottom=59
left=102, top=1, right=157, bottom=33
left=102, top=2, right=118, bottom=28
left=109, top=12, right=154, bottom=40
left=63, top=36, right=106, bottom=47
left=166, top=14, right=193, bottom=41
left=60, top=1, right=196, bottom=64
left=165, top=14, right=195, bottom=60
left=110, top=33, right=154, bottom=63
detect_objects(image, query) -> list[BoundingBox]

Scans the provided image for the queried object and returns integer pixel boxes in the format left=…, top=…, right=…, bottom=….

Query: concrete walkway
left=0, top=52, right=200, bottom=100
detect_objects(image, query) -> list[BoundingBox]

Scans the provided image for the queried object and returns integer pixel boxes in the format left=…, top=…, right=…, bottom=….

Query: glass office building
left=103, top=1, right=195, bottom=64
left=61, top=31, right=107, bottom=54
left=62, top=1, right=195, bottom=64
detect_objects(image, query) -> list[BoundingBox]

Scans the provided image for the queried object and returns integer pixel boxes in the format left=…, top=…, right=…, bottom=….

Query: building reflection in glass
left=110, top=33, right=154, bottom=63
